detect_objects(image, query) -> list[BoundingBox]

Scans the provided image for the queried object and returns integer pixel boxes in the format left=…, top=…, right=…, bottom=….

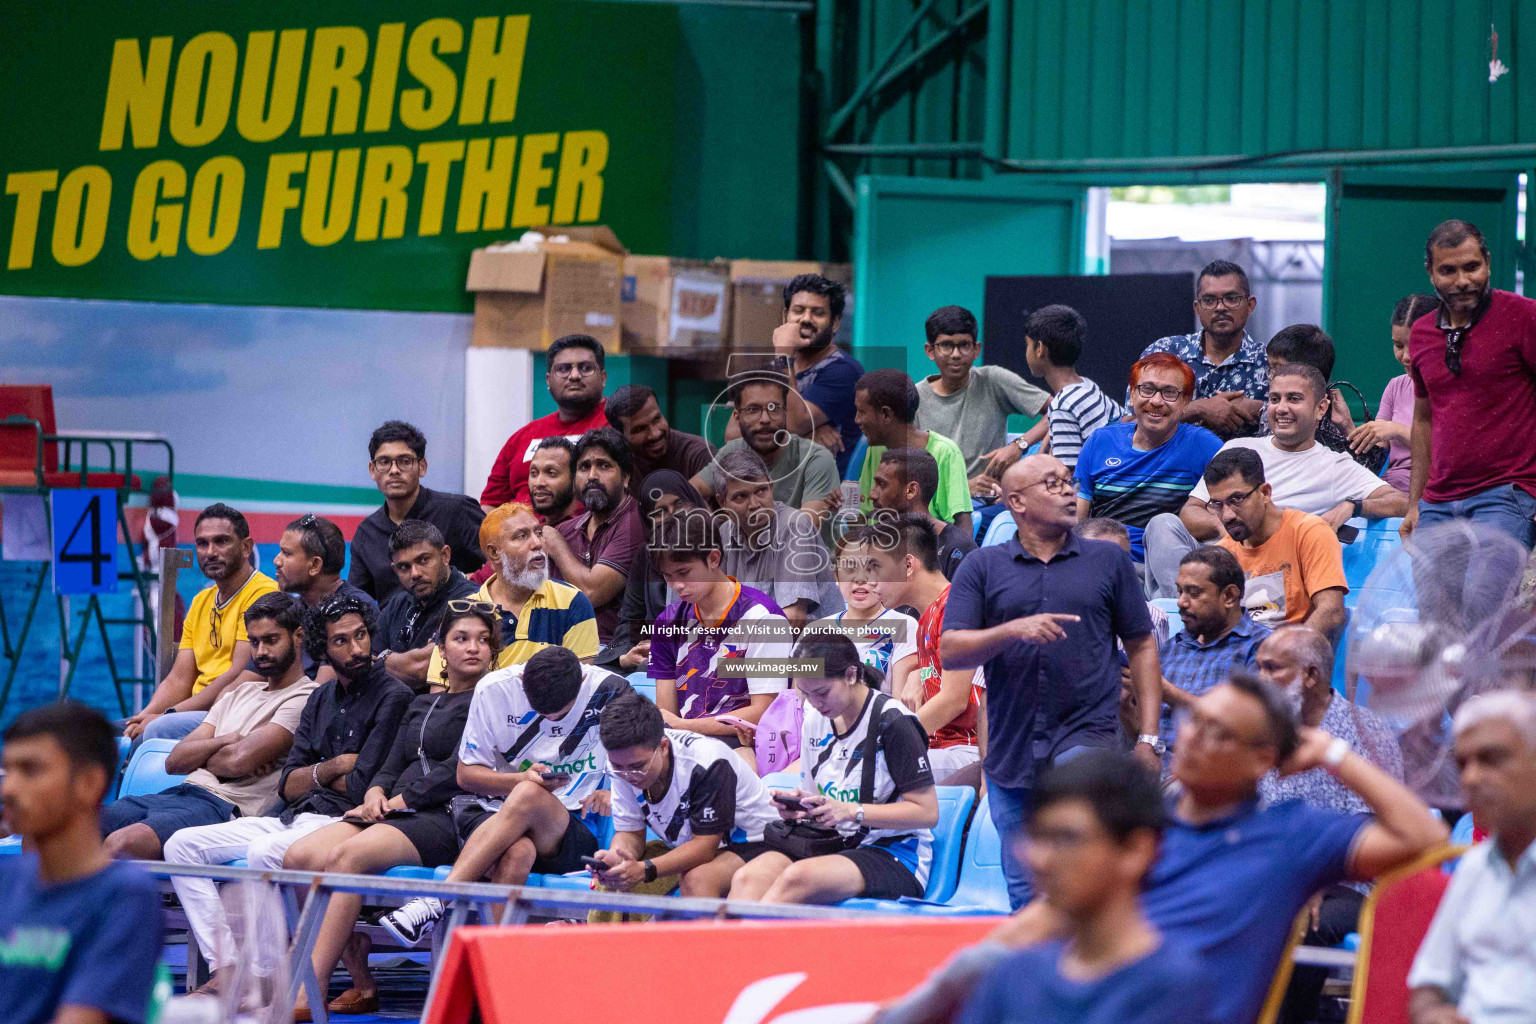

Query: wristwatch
left=853, top=806, right=866, bottom=826
left=1137, top=734, right=1166, bottom=756
left=1349, top=498, right=1364, bottom=520
left=643, top=859, right=658, bottom=883
left=1323, top=736, right=1351, bottom=769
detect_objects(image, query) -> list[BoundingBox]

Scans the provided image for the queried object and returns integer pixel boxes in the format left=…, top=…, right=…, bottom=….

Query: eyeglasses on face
left=1135, top=382, right=1188, bottom=403
left=608, top=745, right=661, bottom=780
left=1027, top=474, right=1078, bottom=495
left=550, top=361, right=600, bottom=378
left=372, top=455, right=419, bottom=472
left=738, top=403, right=784, bottom=419
left=1174, top=708, right=1271, bottom=751
left=932, top=339, right=976, bottom=355
left=1205, top=484, right=1260, bottom=515
left=1197, top=292, right=1249, bottom=310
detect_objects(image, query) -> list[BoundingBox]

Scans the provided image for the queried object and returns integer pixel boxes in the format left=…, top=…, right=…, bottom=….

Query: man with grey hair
left=1409, top=691, right=1536, bottom=1024
left=710, top=447, right=842, bottom=632
left=1256, top=623, right=1403, bottom=1024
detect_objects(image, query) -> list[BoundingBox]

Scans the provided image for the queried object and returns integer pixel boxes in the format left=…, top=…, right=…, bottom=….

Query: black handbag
left=764, top=693, right=885, bottom=860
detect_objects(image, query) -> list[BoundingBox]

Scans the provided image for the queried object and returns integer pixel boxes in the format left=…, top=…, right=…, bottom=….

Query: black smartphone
left=1337, top=524, right=1360, bottom=544
left=540, top=772, right=572, bottom=787
left=772, top=793, right=809, bottom=812
left=383, top=807, right=417, bottom=820
left=579, top=855, right=608, bottom=871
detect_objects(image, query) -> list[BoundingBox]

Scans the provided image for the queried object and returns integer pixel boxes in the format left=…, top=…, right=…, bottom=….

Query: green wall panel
left=853, top=175, right=1084, bottom=383
left=1002, top=0, right=1536, bottom=164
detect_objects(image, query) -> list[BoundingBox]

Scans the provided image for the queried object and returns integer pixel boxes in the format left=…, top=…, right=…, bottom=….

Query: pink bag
left=754, top=690, right=804, bottom=776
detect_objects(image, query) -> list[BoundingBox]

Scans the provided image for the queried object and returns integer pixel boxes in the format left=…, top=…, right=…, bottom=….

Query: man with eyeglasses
left=692, top=371, right=841, bottom=525
left=942, top=453, right=1164, bottom=908
left=879, top=673, right=1447, bottom=1024
left=1137, top=259, right=1268, bottom=439
left=123, top=503, right=279, bottom=743
left=351, top=420, right=486, bottom=604
left=1075, top=354, right=1222, bottom=570
left=587, top=692, right=780, bottom=899
left=1205, top=447, right=1348, bottom=640
left=914, top=305, right=1048, bottom=503
left=481, top=334, right=612, bottom=510
left=1402, top=219, right=1536, bottom=547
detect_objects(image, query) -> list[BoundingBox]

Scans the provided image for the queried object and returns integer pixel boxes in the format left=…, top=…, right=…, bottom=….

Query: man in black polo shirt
left=942, top=454, right=1163, bottom=909
left=375, top=520, right=478, bottom=685
left=350, top=421, right=485, bottom=603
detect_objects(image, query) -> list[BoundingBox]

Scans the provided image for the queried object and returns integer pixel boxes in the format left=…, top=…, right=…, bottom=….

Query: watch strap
left=1323, top=736, right=1350, bottom=769
left=643, top=859, right=658, bottom=883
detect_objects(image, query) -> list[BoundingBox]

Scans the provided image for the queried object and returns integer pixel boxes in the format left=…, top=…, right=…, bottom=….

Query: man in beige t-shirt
left=102, top=592, right=318, bottom=859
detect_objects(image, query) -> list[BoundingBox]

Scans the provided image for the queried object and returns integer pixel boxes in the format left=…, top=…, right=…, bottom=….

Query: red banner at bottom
left=426, top=917, right=997, bottom=1024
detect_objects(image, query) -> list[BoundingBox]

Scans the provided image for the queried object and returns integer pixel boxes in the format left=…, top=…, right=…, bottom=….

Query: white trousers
left=164, top=813, right=337, bottom=973
left=927, top=744, right=980, bottom=784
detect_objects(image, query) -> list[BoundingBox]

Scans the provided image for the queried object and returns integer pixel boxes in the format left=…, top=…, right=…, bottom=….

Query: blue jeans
left=1418, top=483, right=1536, bottom=548
left=986, top=747, right=1093, bottom=910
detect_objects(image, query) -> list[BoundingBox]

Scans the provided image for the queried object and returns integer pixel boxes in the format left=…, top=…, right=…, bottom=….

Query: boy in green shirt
left=852, top=368, right=972, bottom=538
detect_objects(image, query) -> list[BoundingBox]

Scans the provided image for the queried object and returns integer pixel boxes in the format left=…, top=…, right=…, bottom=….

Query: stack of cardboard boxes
left=465, top=228, right=850, bottom=362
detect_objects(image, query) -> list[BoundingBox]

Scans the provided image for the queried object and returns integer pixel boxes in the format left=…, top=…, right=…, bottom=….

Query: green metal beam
left=989, top=142, right=1536, bottom=176
left=824, top=0, right=943, bottom=141
left=825, top=141, right=984, bottom=156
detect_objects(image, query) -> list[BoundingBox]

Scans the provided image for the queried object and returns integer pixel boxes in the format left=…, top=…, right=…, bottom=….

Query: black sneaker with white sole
left=380, top=896, right=444, bottom=947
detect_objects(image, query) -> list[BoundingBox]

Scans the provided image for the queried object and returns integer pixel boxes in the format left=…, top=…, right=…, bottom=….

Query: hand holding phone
left=717, top=715, right=757, bottom=734
left=383, top=807, right=417, bottom=820
left=579, top=855, right=608, bottom=872
left=772, top=791, right=809, bottom=813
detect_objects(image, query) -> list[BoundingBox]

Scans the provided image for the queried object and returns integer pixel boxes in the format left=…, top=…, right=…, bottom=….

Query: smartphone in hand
left=717, top=715, right=757, bottom=734
left=772, top=792, right=809, bottom=813
left=579, top=855, right=608, bottom=872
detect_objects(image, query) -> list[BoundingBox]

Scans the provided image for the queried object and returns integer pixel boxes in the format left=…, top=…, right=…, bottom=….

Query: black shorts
left=362, top=809, right=459, bottom=867
left=453, top=804, right=598, bottom=876
left=835, top=845, right=924, bottom=901
left=719, top=840, right=777, bottom=864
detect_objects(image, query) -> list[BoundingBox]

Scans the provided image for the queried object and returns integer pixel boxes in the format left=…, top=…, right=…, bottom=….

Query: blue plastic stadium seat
left=981, top=514, right=1017, bottom=548
left=935, top=790, right=1010, bottom=914
left=1341, top=517, right=1404, bottom=602
left=837, top=786, right=975, bottom=912
left=0, top=835, right=22, bottom=857
left=627, top=673, right=656, bottom=704
left=118, top=739, right=189, bottom=798
left=539, top=871, right=595, bottom=891
left=384, top=866, right=438, bottom=880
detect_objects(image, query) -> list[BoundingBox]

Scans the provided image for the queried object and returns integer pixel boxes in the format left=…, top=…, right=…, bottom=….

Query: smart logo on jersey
left=515, top=752, right=599, bottom=775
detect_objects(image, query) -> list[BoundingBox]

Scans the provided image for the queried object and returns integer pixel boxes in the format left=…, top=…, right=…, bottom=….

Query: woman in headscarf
left=597, top=470, right=708, bottom=672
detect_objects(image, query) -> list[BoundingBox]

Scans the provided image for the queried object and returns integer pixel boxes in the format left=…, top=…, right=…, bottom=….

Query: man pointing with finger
left=942, top=454, right=1163, bottom=908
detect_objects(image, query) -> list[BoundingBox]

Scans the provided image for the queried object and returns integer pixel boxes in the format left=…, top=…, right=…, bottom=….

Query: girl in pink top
left=1350, top=294, right=1439, bottom=492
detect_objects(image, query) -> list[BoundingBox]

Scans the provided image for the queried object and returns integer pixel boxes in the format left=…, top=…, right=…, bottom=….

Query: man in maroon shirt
left=542, top=427, right=644, bottom=646
left=480, top=335, right=609, bottom=509
left=1403, top=220, right=1536, bottom=546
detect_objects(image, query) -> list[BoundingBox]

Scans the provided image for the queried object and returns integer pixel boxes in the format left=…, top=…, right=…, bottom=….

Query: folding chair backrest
left=924, top=786, right=976, bottom=902
left=0, top=384, right=57, bottom=474
left=1346, top=846, right=1465, bottom=1024
left=947, top=791, right=1009, bottom=912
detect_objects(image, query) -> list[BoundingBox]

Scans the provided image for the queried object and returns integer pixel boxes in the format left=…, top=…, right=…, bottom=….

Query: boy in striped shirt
left=1024, top=304, right=1124, bottom=471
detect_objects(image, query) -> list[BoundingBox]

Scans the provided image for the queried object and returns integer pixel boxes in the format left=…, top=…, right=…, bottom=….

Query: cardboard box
left=729, top=260, right=853, bottom=353
left=621, top=256, right=732, bottom=355
left=466, top=226, right=627, bottom=354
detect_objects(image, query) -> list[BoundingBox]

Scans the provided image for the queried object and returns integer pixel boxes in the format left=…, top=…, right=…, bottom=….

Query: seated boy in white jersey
left=380, top=645, right=631, bottom=945
left=729, top=632, right=939, bottom=905
left=647, top=509, right=793, bottom=752
left=589, top=692, right=780, bottom=897
left=809, top=526, right=919, bottom=695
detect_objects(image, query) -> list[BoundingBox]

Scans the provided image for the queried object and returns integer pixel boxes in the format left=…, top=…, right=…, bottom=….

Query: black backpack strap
left=858, top=691, right=888, bottom=807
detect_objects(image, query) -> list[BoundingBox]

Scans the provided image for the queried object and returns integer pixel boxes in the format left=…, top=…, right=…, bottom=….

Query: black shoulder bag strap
left=852, top=692, right=889, bottom=843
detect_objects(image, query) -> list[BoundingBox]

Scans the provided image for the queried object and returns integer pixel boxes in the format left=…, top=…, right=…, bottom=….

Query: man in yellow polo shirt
left=123, top=503, right=279, bottom=743
left=425, top=503, right=598, bottom=684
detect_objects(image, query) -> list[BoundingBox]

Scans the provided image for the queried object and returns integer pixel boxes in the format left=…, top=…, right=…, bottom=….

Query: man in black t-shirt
left=375, top=520, right=478, bottom=684
left=350, top=421, right=485, bottom=603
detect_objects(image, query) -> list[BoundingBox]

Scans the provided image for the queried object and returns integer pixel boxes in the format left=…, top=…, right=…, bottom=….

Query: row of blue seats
left=38, top=735, right=1012, bottom=914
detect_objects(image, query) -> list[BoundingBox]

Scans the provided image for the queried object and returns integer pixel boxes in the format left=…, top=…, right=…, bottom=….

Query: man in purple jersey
left=646, top=509, right=795, bottom=748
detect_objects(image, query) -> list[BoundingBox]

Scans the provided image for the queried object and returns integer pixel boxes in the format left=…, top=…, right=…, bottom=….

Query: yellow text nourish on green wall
left=0, top=1, right=677, bottom=310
